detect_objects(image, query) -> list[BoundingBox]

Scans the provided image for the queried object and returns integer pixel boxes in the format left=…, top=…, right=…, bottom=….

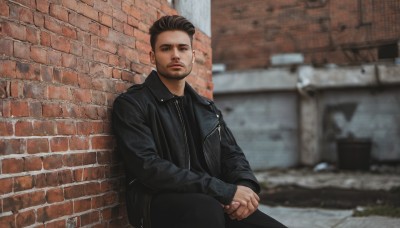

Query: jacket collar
left=145, top=70, right=211, bottom=106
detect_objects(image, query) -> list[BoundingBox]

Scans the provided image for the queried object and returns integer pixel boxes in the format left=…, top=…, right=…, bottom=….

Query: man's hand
left=224, top=185, right=260, bottom=220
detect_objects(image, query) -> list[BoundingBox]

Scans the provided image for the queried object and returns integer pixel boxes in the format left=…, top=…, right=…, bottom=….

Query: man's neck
left=157, top=74, right=186, bottom=96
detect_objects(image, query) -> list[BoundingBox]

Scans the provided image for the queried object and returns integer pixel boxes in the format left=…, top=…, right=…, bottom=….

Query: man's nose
left=171, top=47, right=180, bottom=59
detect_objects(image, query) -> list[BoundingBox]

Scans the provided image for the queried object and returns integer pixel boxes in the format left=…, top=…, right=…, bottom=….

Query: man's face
left=150, top=30, right=195, bottom=81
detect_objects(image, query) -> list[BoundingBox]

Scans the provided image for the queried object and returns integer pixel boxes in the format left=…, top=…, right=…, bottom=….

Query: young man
left=112, top=15, right=286, bottom=228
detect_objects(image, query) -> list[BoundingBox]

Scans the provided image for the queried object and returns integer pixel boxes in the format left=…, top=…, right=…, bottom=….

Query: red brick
left=127, top=16, right=139, bottom=28
left=40, top=31, right=51, bottom=47
left=78, top=1, right=98, bottom=21
left=77, top=74, right=92, bottom=89
left=0, top=121, right=13, bottom=136
left=76, top=121, right=93, bottom=135
left=93, top=50, right=109, bottom=63
left=0, top=60, right=16, bottom=78
left=62, top=70, right=78, bottom=86
left=85, top=167, right=105, bottom=181
left=93, top=0, right=112, bottom=15
left=46, top=188, right=64, bottom=203
left=36, top=0, right=49, bottom=13
left=80, top=211, right=100, bottom=226
left=45, top=219, right=66, bottom=228
left=92, top=91, right=106, bottom=105
left=27, top=138, right=49, bottom=154
left=14, top=41, right=30, bottom=60
left=72, top=88, right=92, bottom=103
left=97, top=151, right=112, bottom=165
left=83, top=152, right=96, bottom=165
left=91, top=135, right=113, bottom=150
left=2, top=21, right=26, bottom=41
left=30, top=101, right=43, bottom=117
left=61, top=53, right=77, bottom=68
left=56, top=120, right=76, bottom=135
left=48, top=85, right=70, bottom=100
left=33, top=120, right=56, bottom=136
left=63, top=153, right=83, bottom=167
left=99, top=13, right=112, bottom=27
left=23, top=82, right=46, bottom=99
left=98, top=38, right=117, bottom=53
left=44, top=16, right=62, bottom=34
left=69, top=12, right=90, bottom=31
left=34, top=12, right=44, bottom=27
left=74, top=198, right=91, bottom=213
left=50, top=137, right=69, bottom=152
left=19, top=7, right=33, bottom=24
left=112, top=18, right=124, bottom=32
left=15, top=209, right=35, bottom=227
left=37, top=201, right=73, bottom=222
left=24, top=156, right=43, bottom=171
left=26, top=26, right=39, bottom=45
left=0, top=178, right=13, bottom=194
left=2, top=158, right=24, bottom=173
left=84, top=182, right=101, bottom=195
left=70, top=41, right=83, bottom=56
left=14, top=175, right=34, bottom=192
left=30, top=46, right=47, bottom=64
left=70, top=136, right=89, bottom=150
left=47, top=50, right=62, bottom=66
left=62, top=26, right=77, bottom=39
left=43, top=154, right=63, bottom=170
left=64, top=184, right=85, bottom=199
left=42, top=103, right=62, bottom=117
left=49, top=3, right=68, bottom=22
left=10, top=81, right=22, bottom=98
left=0, top=0, right=10, bottom=17
left=0, top=39, right=13, bottom=55
left=50, top=34, right=70, bottom=53
left=15, top=120, right=33, bottom=136
left=0, top=214, right=15, bottom=228
left=0, top=139, right=26, bottom=155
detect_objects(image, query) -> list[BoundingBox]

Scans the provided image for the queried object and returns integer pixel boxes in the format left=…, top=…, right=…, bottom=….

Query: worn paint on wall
left=320, top=88, right=400, bottom=162
left=215, top=92, right=299, bottom=170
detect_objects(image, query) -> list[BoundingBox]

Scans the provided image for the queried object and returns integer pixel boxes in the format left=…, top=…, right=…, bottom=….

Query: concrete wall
left=216, top=92, right=299, bottom=170
left=320, top=88, right=400, bottom=163
left=213, top=64, right=400, bottom=169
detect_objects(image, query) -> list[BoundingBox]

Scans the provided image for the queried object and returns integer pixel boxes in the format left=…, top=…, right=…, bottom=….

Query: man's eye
left=161, top=47, right=170, bottom=51
left=180, top=47, right=189, bottom=51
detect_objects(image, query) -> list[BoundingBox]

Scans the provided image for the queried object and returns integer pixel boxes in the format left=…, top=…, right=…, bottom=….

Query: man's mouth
left=168, top=63, right=184, bottom=68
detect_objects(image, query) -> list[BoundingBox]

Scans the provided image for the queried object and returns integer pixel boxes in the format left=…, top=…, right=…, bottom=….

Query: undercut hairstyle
left=149, top=15, right=195, bottom=51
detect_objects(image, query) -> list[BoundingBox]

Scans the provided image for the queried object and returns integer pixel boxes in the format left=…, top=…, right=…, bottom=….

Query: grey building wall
left=320, top=88, right=400, bottom=162
left=213, top=64, right=400, bottom=170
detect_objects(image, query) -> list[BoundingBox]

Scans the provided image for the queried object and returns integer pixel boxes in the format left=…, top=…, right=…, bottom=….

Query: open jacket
left=112, top=71, right=260, bottom=227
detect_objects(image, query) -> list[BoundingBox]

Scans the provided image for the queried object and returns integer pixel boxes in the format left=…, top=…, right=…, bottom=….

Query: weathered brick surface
left=212, top=0, right=400, bottom=70
left=0, top=0, right=212, bottom=226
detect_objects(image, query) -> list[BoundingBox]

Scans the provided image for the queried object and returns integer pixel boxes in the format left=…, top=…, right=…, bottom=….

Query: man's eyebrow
left=158, top=43, right=190, bottom=47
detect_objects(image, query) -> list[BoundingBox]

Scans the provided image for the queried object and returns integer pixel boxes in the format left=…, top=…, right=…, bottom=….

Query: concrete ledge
left=213, top=64, right=400, bottom=95
left=213, top=69, right=298, bottom=94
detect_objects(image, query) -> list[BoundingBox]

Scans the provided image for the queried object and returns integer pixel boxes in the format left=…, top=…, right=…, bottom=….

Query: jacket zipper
left=174, top=99, right=191, bottom=170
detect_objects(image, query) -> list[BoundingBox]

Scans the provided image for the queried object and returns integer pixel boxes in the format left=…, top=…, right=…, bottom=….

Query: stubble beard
left=155, top=61, right=193, bottom=81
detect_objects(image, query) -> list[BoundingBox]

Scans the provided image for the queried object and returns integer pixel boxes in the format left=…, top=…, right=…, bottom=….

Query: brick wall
left=212, top=0, right=400, bottom=70
left=0, top=0, right=212, bottom=227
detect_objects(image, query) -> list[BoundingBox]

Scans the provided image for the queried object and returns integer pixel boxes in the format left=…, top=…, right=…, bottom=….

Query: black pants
left=150, top=193, right=287, bottom=228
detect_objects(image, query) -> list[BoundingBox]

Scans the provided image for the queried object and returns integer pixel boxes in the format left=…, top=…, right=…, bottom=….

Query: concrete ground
left=256, top=167, right=400, bottom=228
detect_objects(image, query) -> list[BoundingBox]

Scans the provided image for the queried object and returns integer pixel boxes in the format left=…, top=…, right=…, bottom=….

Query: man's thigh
left=225, top=209, right=287, bottom=228
left=150, top=193, right=225, bottom=228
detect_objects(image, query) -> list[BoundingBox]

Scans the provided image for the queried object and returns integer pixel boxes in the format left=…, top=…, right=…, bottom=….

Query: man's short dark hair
left=149, top=15, right=195, bottom=51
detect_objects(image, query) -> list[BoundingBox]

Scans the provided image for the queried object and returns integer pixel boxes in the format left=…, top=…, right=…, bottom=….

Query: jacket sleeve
left=217, top=108, right=261, bottom=194
left=112, top=96, right=237, bottom=204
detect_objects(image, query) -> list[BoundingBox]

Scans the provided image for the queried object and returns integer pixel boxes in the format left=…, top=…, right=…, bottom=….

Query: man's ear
left=192, top=50, right=196, bottom=63
left=150, top=51, right=155, bottom=64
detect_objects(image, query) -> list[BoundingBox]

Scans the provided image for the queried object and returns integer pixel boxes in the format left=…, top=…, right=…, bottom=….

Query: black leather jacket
left=112, top=71, right=260, bottom=227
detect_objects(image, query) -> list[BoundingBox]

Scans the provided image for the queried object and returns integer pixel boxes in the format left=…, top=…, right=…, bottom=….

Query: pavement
left=255, top=166, right=400, bottom=228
